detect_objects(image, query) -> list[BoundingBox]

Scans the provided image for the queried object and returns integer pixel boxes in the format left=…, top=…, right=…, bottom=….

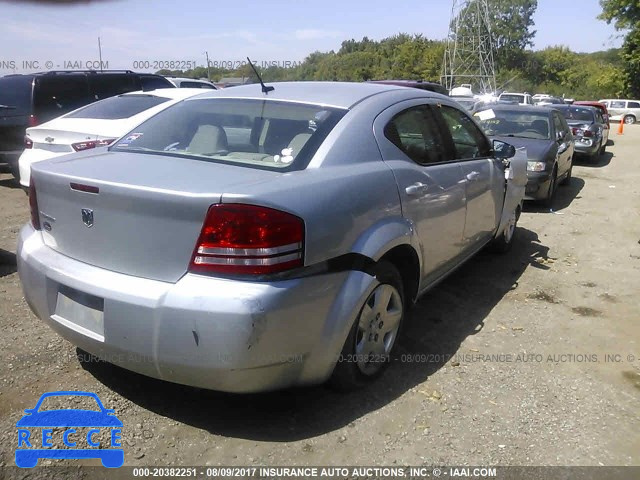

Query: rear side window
left=65, top=94, right=170, bottom=119
left=179, top=81, right=215, bottom=89
left=0, top=76, right=33, bottom=116
left=34, top=75, right=91, bottom=121
left=384, top=105, right=447, bottom=165
left=610, top=101, right=626, bottom=109
left=439, top=105, right=490, bottom=159
left=140, top=75, right=174, bottom=90
left=89, top=74, right=139, bottom=100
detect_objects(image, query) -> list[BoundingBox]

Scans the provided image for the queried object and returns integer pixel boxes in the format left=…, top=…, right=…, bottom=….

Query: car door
left=594, top=110, right=609, bottom=146
left=552, top=111, right=573, bottom=176
left=373, top=102, right=467, bottom=286
left=436, top=104, right=504, bottom=252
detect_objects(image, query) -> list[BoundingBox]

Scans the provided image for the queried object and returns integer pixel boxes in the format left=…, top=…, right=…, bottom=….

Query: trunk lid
left=32, top=150, right=280, bottom=282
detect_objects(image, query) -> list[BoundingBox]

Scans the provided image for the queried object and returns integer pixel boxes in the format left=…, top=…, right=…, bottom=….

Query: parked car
left=573, top=101, right=610, bottom=128
left=533, top=97, right=564, bottom=106
left=552, top=105, right=609, bottom=161
left=453, top=97, right=477, bottom=111
left=498, top=92, right=533, bottom=106
left=474, top=104, right=574, bottom=206
left=18, top=82, right=525, bottom=393
left=368, top=80, right=449, bottom=96
left=598, top=99, right=640, bottom=124
left=165, top=76, right=217, bottom=89
left=0, top=71, right=174, bottom=181
left=18, top=89, right=208, bottom=188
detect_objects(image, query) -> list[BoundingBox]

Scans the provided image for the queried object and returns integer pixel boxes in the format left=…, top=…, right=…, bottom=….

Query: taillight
left=29, top=180, right=41, bottom=230
left=28, top=115, right=38, bottom=127
left=71, top=138, right=116, bottom=152
left=190, top=204, right=305, bottom=276
left=582, top=130, right=594, bottom=138
left=24, top=136, right=33, bottom=149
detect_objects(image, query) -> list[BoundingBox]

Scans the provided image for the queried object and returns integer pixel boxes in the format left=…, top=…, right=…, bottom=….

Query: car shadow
left=0, top=249, right=17, bottom=277
left=573, top=151, right=613, bottom=169
left=523, top=177, right=585, bottom=214
left=0, top=176, right=21, bottom=189
left=79, top=227, right=548, bottom=441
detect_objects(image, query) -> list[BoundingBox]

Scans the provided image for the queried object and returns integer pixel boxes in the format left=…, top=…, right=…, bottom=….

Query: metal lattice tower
left=441, top=0, right=496, bottom=95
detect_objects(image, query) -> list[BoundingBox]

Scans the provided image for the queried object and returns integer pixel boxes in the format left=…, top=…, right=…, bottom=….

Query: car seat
left=187, top=125, right=228, bottom=154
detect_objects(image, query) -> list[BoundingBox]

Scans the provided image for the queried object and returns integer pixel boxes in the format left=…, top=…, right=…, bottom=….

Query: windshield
left=66, top=94, right=170, bottom=119
left=111, top=98, right=347, bottom=171
left=474, top=109, right=551, bottom=140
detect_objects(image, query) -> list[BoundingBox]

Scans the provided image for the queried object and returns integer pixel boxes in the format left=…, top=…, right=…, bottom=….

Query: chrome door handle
left=405, top=182, right=429, bottom=196
left=466, top=171, right=480, bottom=182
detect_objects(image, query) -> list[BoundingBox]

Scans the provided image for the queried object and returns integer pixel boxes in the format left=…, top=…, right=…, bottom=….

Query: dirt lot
left=0, top=127, right=639, bottom=471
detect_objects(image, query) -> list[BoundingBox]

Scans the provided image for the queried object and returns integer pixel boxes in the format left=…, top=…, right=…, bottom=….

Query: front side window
left=553, top=113, right=565, bottom=138
left=627, top=101, right=640, bottom=108
left=440, top=105, right=490, bottom=159
left=384, top=106, right=447, bottom=165
left=112, top=98, right=346, bottom=171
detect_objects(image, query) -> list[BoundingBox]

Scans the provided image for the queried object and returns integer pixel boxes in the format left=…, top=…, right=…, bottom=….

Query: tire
left=540, top=167, right=558, bottom=208
left=329, top=261, right=405, bottom=391
left=624, top=115, right=636, bottom=125
left=489, top=207, right=519, bottom=254
left=560, top=161, right=572, bottom=186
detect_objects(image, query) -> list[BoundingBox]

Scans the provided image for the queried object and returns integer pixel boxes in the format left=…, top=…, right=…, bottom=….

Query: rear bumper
left=574, top=138, right=600, bottom=156
left=18, top=224, right=374, bottom=392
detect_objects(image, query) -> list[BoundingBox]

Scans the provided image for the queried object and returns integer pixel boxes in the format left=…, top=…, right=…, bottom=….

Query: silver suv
left=599, top=99, right=640, bottom=124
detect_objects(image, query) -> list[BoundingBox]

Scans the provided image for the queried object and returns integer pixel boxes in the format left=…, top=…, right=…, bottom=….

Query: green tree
left=599, top=0, right=640, bottom=96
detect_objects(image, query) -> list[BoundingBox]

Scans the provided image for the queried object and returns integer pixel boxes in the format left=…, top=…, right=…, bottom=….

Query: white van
left=599, top=99, right=640, bottom=124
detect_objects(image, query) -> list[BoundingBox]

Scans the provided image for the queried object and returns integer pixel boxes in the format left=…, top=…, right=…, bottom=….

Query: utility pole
left=98, top=37, right=103, bottom=72
left=205, top=51, right=211, bottom=80
left=441, top=0, right=496, bottom=95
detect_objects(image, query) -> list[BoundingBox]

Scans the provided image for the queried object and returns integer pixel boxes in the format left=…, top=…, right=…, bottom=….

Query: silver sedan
left=18, top=82, right=526, bottom=392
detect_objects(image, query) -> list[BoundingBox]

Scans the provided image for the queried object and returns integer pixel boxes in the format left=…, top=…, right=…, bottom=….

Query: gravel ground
left=0, top=126, right=638, bottom=472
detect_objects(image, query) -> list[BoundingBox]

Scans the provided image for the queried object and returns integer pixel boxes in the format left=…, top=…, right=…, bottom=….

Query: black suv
left=0, top=70, right=174, bottom=179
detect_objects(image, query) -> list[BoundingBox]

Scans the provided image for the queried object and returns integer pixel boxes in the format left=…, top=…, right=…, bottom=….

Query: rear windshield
left=0, top=76, right=33, bottom=115
left=500, top=94, right=524, bottom=103
left=556, top=107, right=594, bottom=122
left=474, top=108, right=551, bottom=140
left=179, top=81, right=215, bottom=89
left=140, top=75, right=174, bottom=90
left=66, top=94, right=170, bottom=119
left=111, top=98, right=347, bottom=171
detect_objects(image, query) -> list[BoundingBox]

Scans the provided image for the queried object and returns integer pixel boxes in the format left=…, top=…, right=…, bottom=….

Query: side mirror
left=492, top=139, right=516, bottom=160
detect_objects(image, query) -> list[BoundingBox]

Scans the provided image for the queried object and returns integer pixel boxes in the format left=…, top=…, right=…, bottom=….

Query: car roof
left=189, top=81, right=441, bottom=109
left=121, top=88, right=210, bottom=100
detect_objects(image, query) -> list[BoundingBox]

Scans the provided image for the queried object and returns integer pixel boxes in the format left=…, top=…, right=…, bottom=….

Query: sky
left=0, top=0, right=624, bottom=74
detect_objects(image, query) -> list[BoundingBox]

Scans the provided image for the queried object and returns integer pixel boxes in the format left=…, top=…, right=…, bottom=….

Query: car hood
left=16, top=410, right=123, bottom=427
left=492, top=136, right=555, bottom=162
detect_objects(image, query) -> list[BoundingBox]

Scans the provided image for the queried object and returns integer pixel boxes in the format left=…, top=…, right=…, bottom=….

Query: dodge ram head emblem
left=81, top=209, right=94, bottom=228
